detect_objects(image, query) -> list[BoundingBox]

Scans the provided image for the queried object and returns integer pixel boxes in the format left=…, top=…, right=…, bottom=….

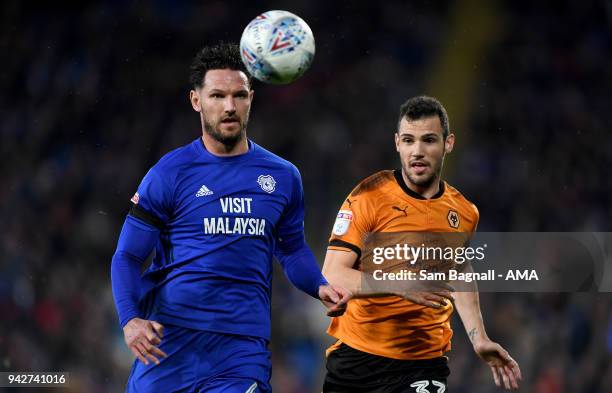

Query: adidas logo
left=195, top=185, right=213, bottom=197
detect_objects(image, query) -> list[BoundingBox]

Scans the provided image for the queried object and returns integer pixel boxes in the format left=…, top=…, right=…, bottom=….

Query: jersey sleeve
left=129, top=167, right=173, bottom=228
left=328, top=189, right=375, bottom=259
left=277, top=165, right=305, bottom=240
left=111, top=215, right=161, bottom=327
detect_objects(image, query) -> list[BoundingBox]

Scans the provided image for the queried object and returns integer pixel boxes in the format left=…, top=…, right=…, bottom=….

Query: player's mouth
left=221, top=117, right=239, bottom=124
left=410, top=161, right=429, bottom=175
left=220, top=117, right=240, bottom=128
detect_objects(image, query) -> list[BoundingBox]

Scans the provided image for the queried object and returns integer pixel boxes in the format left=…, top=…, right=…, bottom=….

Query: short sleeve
left=328, top=189, right=374, bottom=258
left=129, top=167, right=172, bottom=228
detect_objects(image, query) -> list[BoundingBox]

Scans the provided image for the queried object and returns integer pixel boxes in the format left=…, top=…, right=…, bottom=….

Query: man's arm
left=274, top=165, right=351, bottom=315
left=274, top=231, right=350, bottom=316
left=454, top=264, right=522, bottom=390
left=111, top=215, right=167, bottom=365
left=322, top=249, right=452, bottom=308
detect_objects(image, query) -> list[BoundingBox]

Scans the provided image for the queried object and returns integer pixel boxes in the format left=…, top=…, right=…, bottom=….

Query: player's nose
left=223, top=96, right=236, bottom=112
left=411, top=142, right=425, bottom=157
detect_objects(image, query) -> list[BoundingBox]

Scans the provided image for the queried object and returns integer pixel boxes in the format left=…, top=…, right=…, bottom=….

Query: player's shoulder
left=444, top=182, right=479, bottom=220
left=349, top=170, right=396, bottom=197
left=152, top=139, right=199, bottom=172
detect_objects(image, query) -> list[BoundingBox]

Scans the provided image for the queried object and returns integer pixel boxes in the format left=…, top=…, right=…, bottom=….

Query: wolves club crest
left=257, top=175, right=276, bottom=193
left=447, top=210, right=460, bottom=228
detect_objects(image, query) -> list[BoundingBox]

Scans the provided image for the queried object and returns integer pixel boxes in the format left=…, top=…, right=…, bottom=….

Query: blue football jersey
left=130, top=138, right=305, bottom=339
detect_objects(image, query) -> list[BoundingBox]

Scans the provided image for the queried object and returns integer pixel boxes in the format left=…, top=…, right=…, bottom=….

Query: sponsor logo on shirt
left=203, top=197, right=265, bottom=236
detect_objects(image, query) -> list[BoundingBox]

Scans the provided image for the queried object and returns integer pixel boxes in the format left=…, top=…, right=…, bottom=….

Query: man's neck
left=201, top=134, right=248, bottom=156
left=401, top=170, right=441, bottom=199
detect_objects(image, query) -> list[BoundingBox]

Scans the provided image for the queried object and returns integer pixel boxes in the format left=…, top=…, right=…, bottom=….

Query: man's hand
left=319, top=284, right=352, bottom=317
left=123, top=318, right=168, bottom=366
left=474, top=339, right=522, bottom=390
left=400, top=281, right=455, bottom=309
left=401, top=291, right=454, bottom=309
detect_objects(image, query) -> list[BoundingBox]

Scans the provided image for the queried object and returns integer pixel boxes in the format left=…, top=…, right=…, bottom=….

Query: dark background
left=1, top=1, right=611, bottom=392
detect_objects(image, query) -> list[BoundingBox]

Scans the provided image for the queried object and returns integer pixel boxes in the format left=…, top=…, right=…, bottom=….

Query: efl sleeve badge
left=332, top=210, right=353, bottom=236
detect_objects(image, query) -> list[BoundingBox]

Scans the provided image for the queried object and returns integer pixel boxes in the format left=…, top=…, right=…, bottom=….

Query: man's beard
left=203, top=113, right=249, bottom=148
left=404, top=157, right=443, bottom=188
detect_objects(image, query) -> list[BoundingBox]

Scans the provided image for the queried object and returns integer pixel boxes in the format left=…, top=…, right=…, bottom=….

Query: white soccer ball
left=240, top=10, right=315, bottom=85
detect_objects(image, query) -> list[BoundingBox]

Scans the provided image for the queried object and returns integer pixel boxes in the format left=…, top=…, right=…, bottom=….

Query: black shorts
left=323, top=343, right=450, bottom=393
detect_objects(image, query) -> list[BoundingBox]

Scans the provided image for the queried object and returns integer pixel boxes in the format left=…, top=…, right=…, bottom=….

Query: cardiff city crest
left=257, top=175, right=276, bottom=193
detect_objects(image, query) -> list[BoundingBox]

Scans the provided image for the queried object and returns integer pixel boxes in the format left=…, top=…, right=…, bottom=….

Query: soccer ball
left=240, top=10, right=315, bottom=85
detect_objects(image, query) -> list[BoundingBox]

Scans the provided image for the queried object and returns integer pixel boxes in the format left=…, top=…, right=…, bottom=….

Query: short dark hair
left=397, top=96, right=450, bottom=139
left=189, top=42, right=251, bottom=89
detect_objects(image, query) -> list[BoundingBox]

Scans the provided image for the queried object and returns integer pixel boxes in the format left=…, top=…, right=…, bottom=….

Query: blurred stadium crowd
left=1, top=1, right=611, bottom=392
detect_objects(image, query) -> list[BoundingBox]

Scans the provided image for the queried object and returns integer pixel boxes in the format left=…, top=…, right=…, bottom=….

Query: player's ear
left=394, top=132, right=400, bottom=152
left=249, top=89, right=254, bottom=103
left=444, top=133, right=455, bottom=154
left=190, top=89, right=202, bottom=112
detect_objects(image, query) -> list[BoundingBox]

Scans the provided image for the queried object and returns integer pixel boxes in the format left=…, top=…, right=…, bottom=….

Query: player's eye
left=210, top=93, right=223, bottom=99
left=235, top=92, right=248, bottom=99
left=402, top=138, right=413, bottom=144
left=424, top=138, right=436, bottom=143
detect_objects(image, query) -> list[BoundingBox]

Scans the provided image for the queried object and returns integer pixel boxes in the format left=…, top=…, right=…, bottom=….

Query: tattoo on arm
left=468, top=328, right=478, bottom=342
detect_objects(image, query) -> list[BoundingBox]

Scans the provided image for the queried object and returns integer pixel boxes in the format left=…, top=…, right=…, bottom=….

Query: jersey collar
left=197, top=137, right=254, bottom=161
left=393, top=169, right=445, bottom=200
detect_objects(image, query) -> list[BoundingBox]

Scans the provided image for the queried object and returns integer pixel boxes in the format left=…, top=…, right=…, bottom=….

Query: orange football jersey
left=327, top=170, right=479, bottom=360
